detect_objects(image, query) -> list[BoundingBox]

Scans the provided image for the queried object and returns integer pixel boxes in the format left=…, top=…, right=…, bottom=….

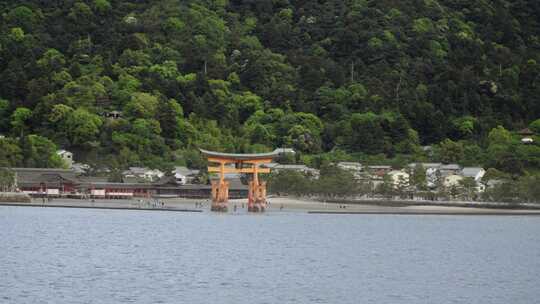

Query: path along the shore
left=1, top=197, right=540, bottom=215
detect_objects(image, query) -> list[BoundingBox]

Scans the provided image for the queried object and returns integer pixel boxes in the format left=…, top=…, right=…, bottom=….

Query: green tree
left=0, top=168, right=16, bottom=191
left=65, top=108, right=103, bottom=146
left=124, top=92, right=159, bottom=119
left=10, top=107, right=32, bottom=138
left=59, top=78, right=106, bottom=107
left=452, top=116, right=477, bottom=139
left=488, top=125, right=513, bottom=146
left=7, top=6, right=38, bottom=31
left=529, top=119, right=540, bottom=134
left=0, top=99, right=10, bottom=131
left=315, top=165, right=359, bottom=197
left=346, top=112, right=385, bottom=154
left=438, top=139, right=464, bottom=164
left=0, top=138, right=23, bottom=167
left=49, top=104, right=74, bottom=124
left=268, top=170, right=311, bottom=196
left=482, top=180, right=520, bottom=204
left=9, top=27, right=25, bottom=42
left=93, top=0, right=112, bottom=14
left=458, top=177, right=478, bottom=201
left=21, top=135, right=64, bottom=168
left=37, top=49, right=66, bottom=73
left=156, top=98, right=184, bottom=148
left=376, top=174, right=395, bottom=198
left=286, top=125, right=320, bottom=153
left=411, top=164, right=427, bottom=190
left=518, top=176, right=540, bottom=204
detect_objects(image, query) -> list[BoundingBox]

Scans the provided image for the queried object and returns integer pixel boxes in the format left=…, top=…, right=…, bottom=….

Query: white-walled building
left=461, top=167, right=485, bottom=182
left=72, top=163, right=90, bottom=174
left=443, top=174, right=464, bottom=188
left=387, top=170, right=410, bottom=187
left=521, top=137, right=534, bottom=144
left=172, top=166, right=199, bottom=185
left=123, top=167, right=164, bottom=182
left=407, top=163, right=442, bottom=170
left=57, top=150, right=74, bottom=168
left=407, top=163, right=443, bottom=189
left=439, top=164, right=462, bottom=177
left=461, top=167, right=486, bottom=192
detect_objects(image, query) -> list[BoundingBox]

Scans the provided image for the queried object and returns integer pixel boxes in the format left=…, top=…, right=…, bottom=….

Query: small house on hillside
left=172, top=166, right=200, bottom=185
left=337, top=162, right=363, bottom=171
left=461, top=167, right=486, bottom=192
left=517, top=128, right=534, bottom=136
left=518, top=128, right=535, bottom=144
left=364, top=166, right=393, bottom=190
left=387, top=170, right=410, bottom=187
left=57, top=150, right=74, bottom=168
left=407, top=163, right=443, bottom=189
left=123, top=167, right=164, bottom=182
left=521, top=137, right=534, bottom=144
left=407, top=163, right=442, bottom=170
left=443, top=174, right=464, bottom=188
left=264, top=163, right=320, bottom=179
left=367, top=165, right=392, bottom=180
left=101, top=110, right=123, bottom=120
left=72, top=163, right=90, bottom=174
left=439, top=164, right=462, bottom=177
left=461, top=167, right=485, bottom=182
left=337, top=162, right=363, bottom=179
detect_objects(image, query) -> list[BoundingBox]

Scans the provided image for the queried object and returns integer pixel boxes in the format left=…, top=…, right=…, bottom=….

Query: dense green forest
left=0, top=0, right=539, bottom=175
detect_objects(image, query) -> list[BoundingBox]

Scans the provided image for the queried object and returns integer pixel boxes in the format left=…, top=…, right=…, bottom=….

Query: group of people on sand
left=135, top=199, right=164, bottom=208
left=195, top=201, right=206, bottom=208
left=192, top=200, right=286, bottom=212
left=41, top=197, right=53, bottom=203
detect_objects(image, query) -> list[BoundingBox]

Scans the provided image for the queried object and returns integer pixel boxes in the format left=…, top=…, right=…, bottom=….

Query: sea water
left=1, top=206, right=539, bottom=303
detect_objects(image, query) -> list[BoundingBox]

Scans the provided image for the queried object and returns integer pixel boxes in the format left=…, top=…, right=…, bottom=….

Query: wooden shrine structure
left=200, top=148, right=294, bottom=212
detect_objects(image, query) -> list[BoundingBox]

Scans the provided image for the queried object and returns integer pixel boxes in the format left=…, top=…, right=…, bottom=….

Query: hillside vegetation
left=0, top=0, right=539, bottom=174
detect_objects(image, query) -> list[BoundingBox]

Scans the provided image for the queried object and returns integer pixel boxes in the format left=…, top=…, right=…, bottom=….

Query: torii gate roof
left=199, top=148, right=294, bottom=161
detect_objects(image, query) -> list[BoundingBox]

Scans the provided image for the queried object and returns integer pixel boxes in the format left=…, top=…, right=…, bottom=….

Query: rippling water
left=1, top=206, right=539, bottom=304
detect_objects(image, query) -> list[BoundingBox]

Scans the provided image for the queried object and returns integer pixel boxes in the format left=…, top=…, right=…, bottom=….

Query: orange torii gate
left=200, top=148, right=294, bottom=212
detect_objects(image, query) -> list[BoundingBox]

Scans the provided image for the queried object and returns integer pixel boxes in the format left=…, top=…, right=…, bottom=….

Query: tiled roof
left=368, top=165, right=392, bottom=169
left=461, top=167, right=484, bottom=177
left=407, top=163, right=442, bottom=168
left=12, top=168, right=79, bottom=187
left=440, top=164, right=461, bottom=170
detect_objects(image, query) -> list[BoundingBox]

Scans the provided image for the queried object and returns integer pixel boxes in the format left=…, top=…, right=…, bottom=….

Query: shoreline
left=308, top=210, right=540, bottom=216
left=1, top=196, right=540, bottom=215
left=0, top=202, right=202, bottom=213
left=260, top=197, right=540, bottom=215
left=315, top=197, right=540, bottom=210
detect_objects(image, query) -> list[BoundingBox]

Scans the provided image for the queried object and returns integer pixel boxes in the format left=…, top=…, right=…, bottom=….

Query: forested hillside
left=0, top=0, right=539, bottom=174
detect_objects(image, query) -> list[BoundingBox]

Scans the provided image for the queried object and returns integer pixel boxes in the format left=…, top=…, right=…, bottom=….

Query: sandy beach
left=1, top=196, right=540, bottom=215
left=258, top=197, right=540, bottom=215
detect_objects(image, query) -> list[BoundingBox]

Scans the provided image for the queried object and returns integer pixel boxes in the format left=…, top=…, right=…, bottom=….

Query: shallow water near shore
left=1, top=206, right=539, bottom=304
